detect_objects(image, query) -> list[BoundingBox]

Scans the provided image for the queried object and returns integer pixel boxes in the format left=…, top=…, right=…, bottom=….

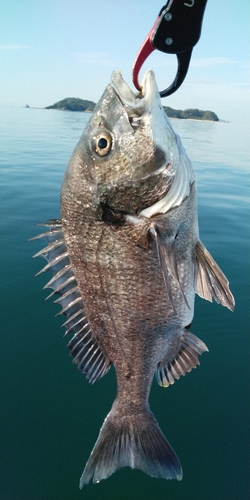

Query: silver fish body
left=33, top=70, right=234, bottom=486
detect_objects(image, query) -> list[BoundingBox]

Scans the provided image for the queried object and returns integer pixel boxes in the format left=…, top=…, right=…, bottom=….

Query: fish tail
left=79, top=406, right=182, bottom=487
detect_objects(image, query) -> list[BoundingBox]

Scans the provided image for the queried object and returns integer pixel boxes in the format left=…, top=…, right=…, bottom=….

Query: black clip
left=132, top=0, right=208, bottom=97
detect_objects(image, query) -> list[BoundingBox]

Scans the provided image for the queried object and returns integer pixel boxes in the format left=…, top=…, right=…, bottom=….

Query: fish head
left=61, top=70, right=182, bottom=216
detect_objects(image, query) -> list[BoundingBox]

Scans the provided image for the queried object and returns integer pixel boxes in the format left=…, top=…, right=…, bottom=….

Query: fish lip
left=111, top=70, right=176, bottom=180
left=110, top=69, right=159, bottom=117
left=110, top=71, right=195, bottom=217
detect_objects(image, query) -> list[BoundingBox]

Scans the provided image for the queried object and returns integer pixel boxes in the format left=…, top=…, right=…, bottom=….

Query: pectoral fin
left=150, top=226, right=190, bottom=312
left=196, top=241, right=235, bottom=311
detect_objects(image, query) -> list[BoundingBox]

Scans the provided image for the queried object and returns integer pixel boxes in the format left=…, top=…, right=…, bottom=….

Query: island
left=163, top=106, right=219, bottom=121
left=45, top=97, right=96, bottom=112
left=44, top=97, right=219, bottom=121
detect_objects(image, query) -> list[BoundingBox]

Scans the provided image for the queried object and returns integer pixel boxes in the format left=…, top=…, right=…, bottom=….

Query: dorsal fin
left=30, top=220, right=111, bottom=383
left=156, top=331, right=208, bottom=387
left=196, top=241, right=235, bottom=311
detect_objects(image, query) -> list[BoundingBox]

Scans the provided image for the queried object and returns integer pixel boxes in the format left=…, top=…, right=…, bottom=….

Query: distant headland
left=43, top=97, right=219, bottom=121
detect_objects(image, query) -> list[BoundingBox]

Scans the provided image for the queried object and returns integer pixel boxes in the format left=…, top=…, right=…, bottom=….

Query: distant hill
left=163, top=106, right=219, bottom=121
left=45, top=97, right=96, bottom=112
left=44, top=97, right=219, bottom=121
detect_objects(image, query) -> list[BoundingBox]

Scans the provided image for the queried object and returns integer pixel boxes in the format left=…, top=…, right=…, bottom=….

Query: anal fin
left=156, top=331, right=208, bottom=387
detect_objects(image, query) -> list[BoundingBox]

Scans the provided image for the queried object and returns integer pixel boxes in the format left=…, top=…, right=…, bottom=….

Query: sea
left=0, top=105, right=249, bottom=500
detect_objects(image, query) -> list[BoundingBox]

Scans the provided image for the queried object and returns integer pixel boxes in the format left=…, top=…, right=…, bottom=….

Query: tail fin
left=79, top=407, right=182, bottom=487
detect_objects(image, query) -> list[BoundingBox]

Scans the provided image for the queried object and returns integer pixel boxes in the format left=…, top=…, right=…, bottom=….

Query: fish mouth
left=111, top=70, right=178, bottom=181
left=111, top=69, right=160, bottom=121
left=111, top=70, right=195, bottom=217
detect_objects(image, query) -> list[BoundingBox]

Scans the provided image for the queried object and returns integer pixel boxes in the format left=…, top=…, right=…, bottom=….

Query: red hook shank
left=132, top=17, right=159, bottom=92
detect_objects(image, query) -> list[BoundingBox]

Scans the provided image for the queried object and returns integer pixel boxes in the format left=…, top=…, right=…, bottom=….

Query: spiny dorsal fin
left=31, top=220, right=111, bottom=383
left=156, top=331, right=208, bottom=387
left=196, top=240, right=235, bottom=311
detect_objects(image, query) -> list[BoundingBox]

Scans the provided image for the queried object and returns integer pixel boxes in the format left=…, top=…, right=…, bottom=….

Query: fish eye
left=94, top=132, right=112, bottom=156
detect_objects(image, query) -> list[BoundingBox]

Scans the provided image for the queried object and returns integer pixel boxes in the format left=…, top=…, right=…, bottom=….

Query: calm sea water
left=1, top=106, right=249, bottom=500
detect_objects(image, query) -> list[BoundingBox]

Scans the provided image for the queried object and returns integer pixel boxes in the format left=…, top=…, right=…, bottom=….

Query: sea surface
left=1, top=106, right=249, bottom=500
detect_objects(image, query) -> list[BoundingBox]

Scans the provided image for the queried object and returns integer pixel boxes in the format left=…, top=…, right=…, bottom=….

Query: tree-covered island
left=45, top=97, right=219, bottom=121
left=163, top=106, right=219, bottom=121
left=45, top=97, right=96, bottom=112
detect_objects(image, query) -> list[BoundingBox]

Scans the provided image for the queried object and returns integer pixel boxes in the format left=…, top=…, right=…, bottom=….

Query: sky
left=0, top=0, right=249, bottom=122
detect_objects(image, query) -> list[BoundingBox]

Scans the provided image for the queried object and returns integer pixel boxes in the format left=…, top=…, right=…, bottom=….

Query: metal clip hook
left=132, top=0, right=207, bottom=97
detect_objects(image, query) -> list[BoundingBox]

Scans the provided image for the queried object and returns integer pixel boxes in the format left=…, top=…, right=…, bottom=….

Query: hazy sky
left=1, top=0, right=249, bottom=122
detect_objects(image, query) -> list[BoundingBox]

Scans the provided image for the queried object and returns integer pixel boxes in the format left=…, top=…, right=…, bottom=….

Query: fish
left=32, top=70, right=235, bottom=486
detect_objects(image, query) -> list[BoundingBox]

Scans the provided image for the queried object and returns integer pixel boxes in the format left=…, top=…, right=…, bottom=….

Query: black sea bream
left=33, top=70, right=234, bottom=486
